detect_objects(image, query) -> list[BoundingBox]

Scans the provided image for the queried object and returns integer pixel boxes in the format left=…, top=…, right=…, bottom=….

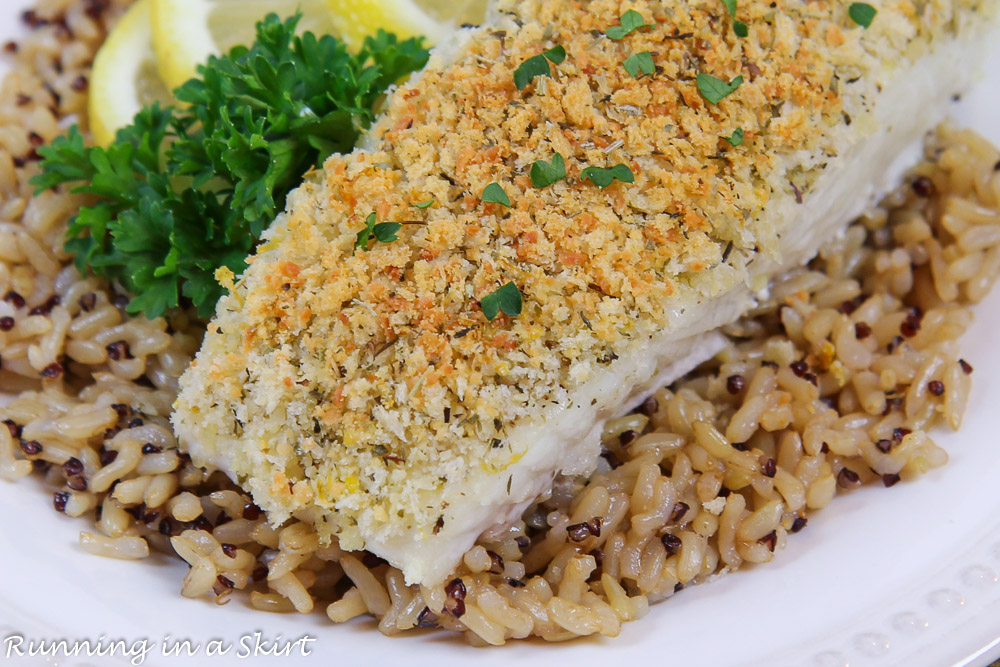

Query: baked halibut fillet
left=173, top=0, right=1000, bottom=585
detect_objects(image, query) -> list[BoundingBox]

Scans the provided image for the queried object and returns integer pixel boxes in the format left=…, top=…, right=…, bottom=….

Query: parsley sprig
left=33, top=14, right=429, bottom=318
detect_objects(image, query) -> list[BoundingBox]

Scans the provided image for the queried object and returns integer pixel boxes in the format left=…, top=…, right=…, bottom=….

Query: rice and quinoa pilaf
left=2, top=0, right=1000, bottom=646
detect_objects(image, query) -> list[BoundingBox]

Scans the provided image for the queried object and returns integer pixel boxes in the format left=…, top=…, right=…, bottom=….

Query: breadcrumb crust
left=173, top=0, right=989, bottom=552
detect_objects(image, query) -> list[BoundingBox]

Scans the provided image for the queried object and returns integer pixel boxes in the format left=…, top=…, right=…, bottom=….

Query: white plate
left=3, top=3, right=1000, bottom=666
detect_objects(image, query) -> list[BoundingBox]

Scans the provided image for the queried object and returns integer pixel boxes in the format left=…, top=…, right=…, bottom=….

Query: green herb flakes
left=605, top=10, right=654, bottom=40
left=722, top=0, right=737, bottom=17
left=374, top=223, right=401, bottom=242
left=623, top=51, right=655, bottom=78
left=482, top=182, right=511, bottom=207
left=848, top=2, right=877, bottom=28
left=530, top=153, right=566, bottom=188
left=723, top=128, right=744, bottom=146
left=697, top=72, right=744, bottom=104
left=581, top=164, right=635, bottom=188
left=355, top=213, right=401, bottom=250
left=514, top=45, right=566, bottom=90
left=734, top=20, right=749, bottom=37
left=543, top=44, right=567, bottom=65
left=413, top=199, right=435, bottom=209
left=481, top=282, right=523, bottom=321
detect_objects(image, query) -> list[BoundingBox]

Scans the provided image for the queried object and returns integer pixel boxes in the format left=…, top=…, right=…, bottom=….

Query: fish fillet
left=172, top=0, right=1000, bottom=585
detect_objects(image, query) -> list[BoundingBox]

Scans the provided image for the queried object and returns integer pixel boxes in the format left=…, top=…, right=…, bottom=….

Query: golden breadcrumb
left=174, top=0, right=992, bottom=556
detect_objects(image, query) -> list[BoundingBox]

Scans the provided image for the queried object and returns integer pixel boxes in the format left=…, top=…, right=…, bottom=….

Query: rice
left=1, top=0, right=1000, bottom=647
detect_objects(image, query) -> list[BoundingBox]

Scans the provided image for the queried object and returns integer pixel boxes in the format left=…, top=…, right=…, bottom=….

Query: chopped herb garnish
left=482, top=182, right=511, bottom=207
left=413, top=199, right=435, bottom=209
left=581, top=164, right=635, bottom=188
left=374, top=223, right=401, bottom=242
left=722, top=0, right=737, bottom=17
left=543, top=45, right=566, bottom=65
left=513, top=55, right=550, bottom=90
left=513, top=45, right=566, bottom=90
left=697, top=72, right=744, bottom=104
left=848, top=2, right=877, bottom=27
left=33, top=14, right=429, bottom=318
left=734, top=20, right=749, bottom=37
left=623, top=51, right=655, bottom=78
left=605, top=9, right=654, bottom=40
left=723, top=128, right=744, bottom=146
left=355, top=213, right=401, bottom=250
left=530, top=153, right=566, bottom=188
left=480, top=282, right=523, bottom=321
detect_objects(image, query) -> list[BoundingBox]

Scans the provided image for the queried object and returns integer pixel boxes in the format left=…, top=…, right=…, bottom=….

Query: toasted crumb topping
left=174, top=0, right=989, bottom=550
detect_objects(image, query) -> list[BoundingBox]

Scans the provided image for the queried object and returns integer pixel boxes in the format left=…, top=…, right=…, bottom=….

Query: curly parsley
left=33, top=14, right=429, bottom=318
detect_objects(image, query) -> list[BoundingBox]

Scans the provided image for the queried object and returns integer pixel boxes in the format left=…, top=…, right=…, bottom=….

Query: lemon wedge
left=88, top=0, right=172, bottom=146
left=325, top=0, right=487, bottom=47
left=152, top=0, right=336, bottom=91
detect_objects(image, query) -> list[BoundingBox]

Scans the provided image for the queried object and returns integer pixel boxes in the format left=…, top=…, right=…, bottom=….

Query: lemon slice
left=325, top=0, right=487, bottom=47
left=88, top=0, right=172, bottom=146
left=152, top=0, right=336, bottom=91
